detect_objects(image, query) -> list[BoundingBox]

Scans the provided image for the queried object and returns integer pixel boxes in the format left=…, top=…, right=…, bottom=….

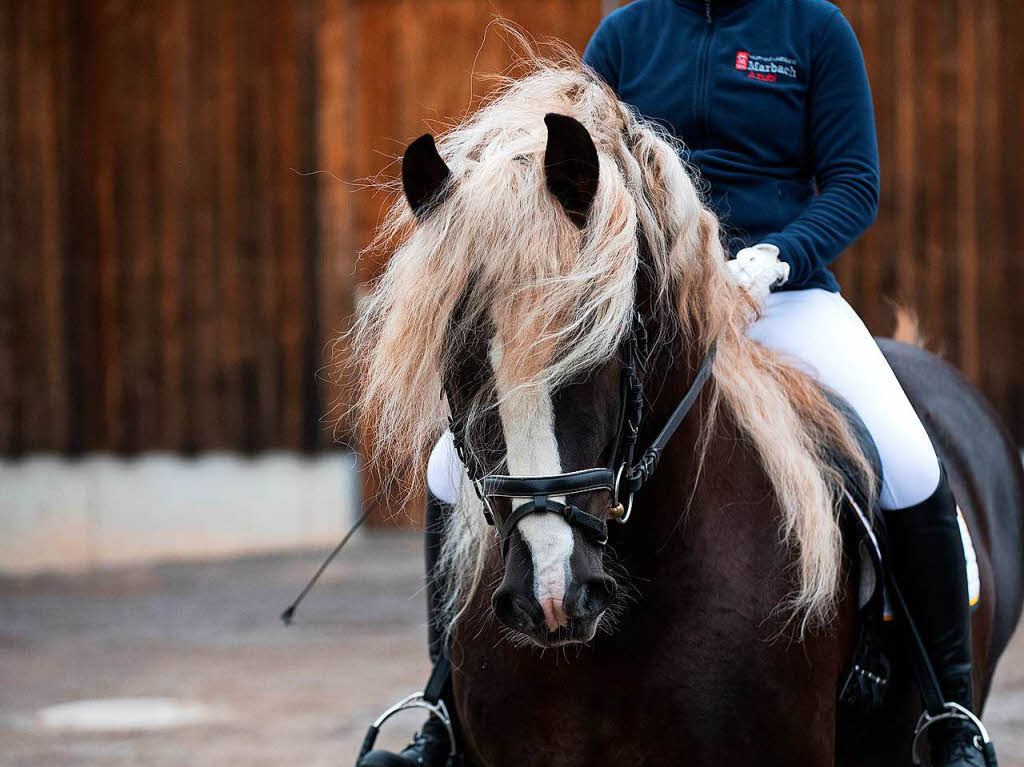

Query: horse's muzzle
left=492, top=570, right=617, bottom=646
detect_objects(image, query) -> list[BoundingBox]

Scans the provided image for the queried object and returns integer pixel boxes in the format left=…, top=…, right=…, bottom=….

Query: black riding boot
left=885, top=469, right=988, bottom=767
left=357, top=492, right=458, bottom=767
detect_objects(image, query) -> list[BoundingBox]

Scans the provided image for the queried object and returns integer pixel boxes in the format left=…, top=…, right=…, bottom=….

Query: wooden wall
left=1, top=0, right=1021, bottom=460
left=1, top=0, right=327, bottom=454
left=836, top=0, right=1023, bottom=436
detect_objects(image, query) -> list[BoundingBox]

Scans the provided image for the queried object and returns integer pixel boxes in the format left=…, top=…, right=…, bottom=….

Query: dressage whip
left=279, top=495, right=381, bottom=625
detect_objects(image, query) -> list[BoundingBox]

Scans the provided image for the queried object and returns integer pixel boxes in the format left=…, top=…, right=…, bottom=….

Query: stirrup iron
left=911, top=701, right=998, bottom=767
left=355, top=692, right=458, bottom=767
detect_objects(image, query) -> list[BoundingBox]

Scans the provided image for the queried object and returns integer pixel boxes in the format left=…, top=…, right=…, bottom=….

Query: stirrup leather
left=355, top=692, right=458, bottom=767
left=911, top=702, right=998, bottom=767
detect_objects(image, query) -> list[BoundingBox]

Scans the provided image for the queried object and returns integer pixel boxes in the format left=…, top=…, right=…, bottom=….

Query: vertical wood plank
left=0, top=5, right=16, bottom=452
left=236, top=0, right=261, bottom=452
left=833, top=0, right=861, bottom=303
left=317, top=0, right=356, bottom=447
left=975, top=0, right=1006, bottom=416
left=296, top=0, right=323, bottom=451
left=874, top=0, right=900, bottom=310
left=939, top=0, right=960, bottom=362
left=999, top=0, right=1022, bottom=435
left=13, top=0, right=44, bottom=450
left=216, top=0, right=243, bottom=448
left=37, top=0, right=68, bottom=450
left=251, top=0, right=282, bottom=450
left=189, top=0, right=222, bottom=450
left=918, top=0, right=948, bottom=348
left=892, top=1, right=917, bottom=309
left=955, top=0, right=978, bottom=381
left=94, top=0, right=123, bottom=451
left=155, top=0, right=189, bottom=450
left=855, top=0, right=884, bottom=331
left=273, top=1, right=305, bottom=450
left=119, top=0, right=162, bottom=452
left=63, top=0, right=101, bottom=452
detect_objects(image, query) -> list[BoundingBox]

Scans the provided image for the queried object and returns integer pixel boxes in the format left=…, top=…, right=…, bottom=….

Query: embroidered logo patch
left=734, top=51, right=798, bottom=83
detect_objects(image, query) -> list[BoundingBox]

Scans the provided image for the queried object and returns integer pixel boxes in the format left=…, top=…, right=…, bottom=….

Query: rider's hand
left=727, top=243, right=790, bottom=306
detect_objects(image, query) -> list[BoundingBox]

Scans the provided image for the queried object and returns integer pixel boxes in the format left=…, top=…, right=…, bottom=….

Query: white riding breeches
left=427, top=288, right=941, bottom=511
left=747, top=288, right=939, bottom=510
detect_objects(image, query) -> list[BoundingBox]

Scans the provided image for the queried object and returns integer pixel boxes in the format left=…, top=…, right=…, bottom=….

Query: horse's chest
left=453, top=641, right=715, bottom=767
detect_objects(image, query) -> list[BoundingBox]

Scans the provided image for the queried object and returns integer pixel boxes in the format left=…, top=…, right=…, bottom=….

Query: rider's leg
left=357, top=484, right=459, bottom=767
left=747, top=288, right=940, bottom=509
left=749, top=288, right=985, bottom=766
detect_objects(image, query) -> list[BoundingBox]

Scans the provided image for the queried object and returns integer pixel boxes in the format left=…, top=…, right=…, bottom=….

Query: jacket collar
left=671, top=0, right=757, bottom=18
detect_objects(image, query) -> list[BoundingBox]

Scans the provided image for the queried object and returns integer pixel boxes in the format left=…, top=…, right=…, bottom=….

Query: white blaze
left=490, top=341, right=574, bottom=632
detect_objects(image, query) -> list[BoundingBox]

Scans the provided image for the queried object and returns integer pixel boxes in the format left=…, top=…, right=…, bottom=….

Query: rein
left=448, top=315, right=718, bottom=559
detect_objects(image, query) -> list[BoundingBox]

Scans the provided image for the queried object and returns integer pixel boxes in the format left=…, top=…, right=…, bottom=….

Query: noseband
left=447, top=315, right=717, bottom=560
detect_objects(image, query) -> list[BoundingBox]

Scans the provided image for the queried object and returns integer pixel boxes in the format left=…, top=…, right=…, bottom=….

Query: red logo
left=735, top=51, right=749, bottom=70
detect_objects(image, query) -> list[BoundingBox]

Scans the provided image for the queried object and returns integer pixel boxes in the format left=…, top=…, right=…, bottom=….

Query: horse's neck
left=625, top=344, right=788, bottom=585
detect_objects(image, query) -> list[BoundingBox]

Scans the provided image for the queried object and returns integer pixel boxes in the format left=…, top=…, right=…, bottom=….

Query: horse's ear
left=543, top=113, right=599, bottom=229
left=402, top=133, right=451, bottom=219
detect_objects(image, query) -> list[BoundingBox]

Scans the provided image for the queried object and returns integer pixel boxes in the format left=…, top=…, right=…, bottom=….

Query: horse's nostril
left=565, top=575, right=617, bottom=620
left=492, top=586, right=542, bottom=631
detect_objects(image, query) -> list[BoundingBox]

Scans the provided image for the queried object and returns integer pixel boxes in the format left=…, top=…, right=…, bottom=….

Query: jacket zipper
left=694, top=1, right=714, bottom=141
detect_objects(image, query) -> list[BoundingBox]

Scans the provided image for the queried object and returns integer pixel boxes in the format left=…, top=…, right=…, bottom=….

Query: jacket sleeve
left=761, top=10, right=880, bottom=284
left=582, top=13, right=620, bottom=91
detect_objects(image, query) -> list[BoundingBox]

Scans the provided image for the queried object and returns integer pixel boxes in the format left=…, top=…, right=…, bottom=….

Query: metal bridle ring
left=612, top=464, right=634, bottom=525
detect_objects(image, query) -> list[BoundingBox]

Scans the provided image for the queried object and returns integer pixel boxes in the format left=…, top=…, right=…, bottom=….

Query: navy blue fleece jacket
left=583, top=0, right=879, bottom=292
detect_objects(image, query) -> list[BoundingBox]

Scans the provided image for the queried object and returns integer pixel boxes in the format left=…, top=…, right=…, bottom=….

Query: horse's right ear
left=402, top=134, right=451, bottom=219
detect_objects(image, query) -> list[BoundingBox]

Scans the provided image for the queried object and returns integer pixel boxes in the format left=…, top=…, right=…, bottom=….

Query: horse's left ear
left=543, top=113, right=599, bottom=229
left=402, top=133, right=451, bottom=219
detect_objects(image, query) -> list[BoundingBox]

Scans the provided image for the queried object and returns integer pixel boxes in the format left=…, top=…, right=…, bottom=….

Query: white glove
left=727, top=243, right=790, bottom=306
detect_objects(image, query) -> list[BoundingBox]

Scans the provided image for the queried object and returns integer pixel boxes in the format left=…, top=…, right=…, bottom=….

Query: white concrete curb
left=0, top=451, right=358, bottom=574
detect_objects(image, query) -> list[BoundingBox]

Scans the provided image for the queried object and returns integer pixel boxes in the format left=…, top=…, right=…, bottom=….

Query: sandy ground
left=1, top=531, right=1022, bottom=767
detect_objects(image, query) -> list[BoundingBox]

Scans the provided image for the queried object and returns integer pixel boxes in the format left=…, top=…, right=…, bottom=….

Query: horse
left=351, top=49, right=1024, bottom=767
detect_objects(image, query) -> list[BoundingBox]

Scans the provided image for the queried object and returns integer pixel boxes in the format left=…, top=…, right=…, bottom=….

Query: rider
left=358, top=2, right=990, bottom=766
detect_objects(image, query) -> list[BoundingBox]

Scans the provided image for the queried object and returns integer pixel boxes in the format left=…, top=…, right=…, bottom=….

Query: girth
left=447, top=313, right=717, bottom=559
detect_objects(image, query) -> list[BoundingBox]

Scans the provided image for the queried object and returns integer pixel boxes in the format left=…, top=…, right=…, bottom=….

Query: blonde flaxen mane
left=350, top=39, right=874, bottom=636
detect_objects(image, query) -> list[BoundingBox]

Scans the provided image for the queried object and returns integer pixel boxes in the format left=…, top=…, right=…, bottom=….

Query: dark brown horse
left=354, top=55, right=1024, bottom=767
left=442, top=335, right=1024, bottom=767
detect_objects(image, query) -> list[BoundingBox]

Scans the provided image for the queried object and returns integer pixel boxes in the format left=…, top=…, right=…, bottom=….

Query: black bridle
left=447, top=314, right=718, bottom=559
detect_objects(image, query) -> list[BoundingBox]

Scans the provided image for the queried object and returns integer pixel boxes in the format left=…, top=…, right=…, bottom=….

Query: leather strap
left=482, top=468, right=615, bottom=499
left=887, top=574, right=946, bottom=717
left=625, top=339, right=717, bottom=494
left=495, top=498, right=608, bottom=558
left=423, top=654, right=451, bottom=705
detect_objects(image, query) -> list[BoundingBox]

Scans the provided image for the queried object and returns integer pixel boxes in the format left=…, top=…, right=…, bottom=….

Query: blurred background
left=1, top=0, right=1021, bottom=765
